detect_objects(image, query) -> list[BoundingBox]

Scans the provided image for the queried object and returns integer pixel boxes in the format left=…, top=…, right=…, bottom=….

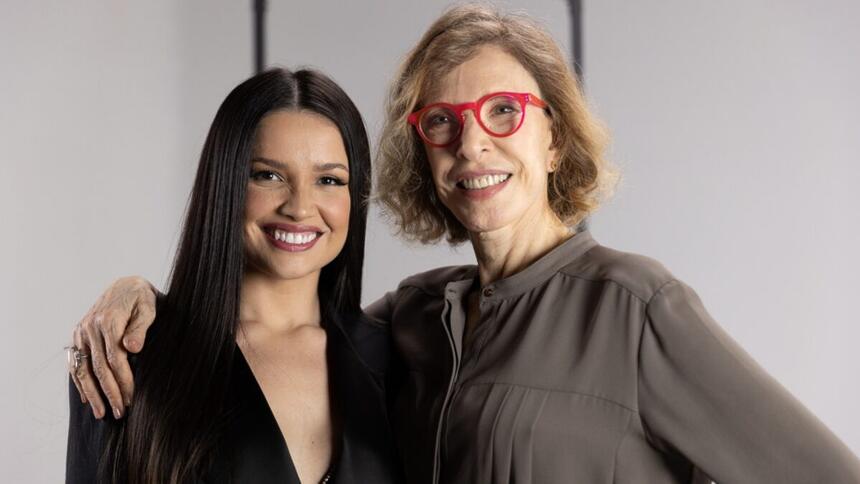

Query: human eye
left=250, top=169, right=284, bottom=183
left=318, top=175, right=348, bottom=186
left=427, top=113, right=453, bottom=127
left=423, top=106, right=456, bottom=128
left=491, top=101, right=520, bottom=115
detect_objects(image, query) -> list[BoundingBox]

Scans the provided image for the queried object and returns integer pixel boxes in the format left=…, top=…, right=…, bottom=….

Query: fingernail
left=113, top=406, right=122, bottom=419
left=92, top=405, right=103, bottom=419
left=80, top=395, right=87, bottom=404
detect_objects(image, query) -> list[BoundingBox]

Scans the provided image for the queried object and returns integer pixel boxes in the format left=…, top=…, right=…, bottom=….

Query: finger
left=85, top=317, right=125, bottom=419
left=103, top=319, right=135, bottom=407
left=73, top=326, right=106, bottom=419
left=70, top=371, right=86, bottom=404
left=67, top=341, right=87, bottom=405
left=122, top=291, right=157, bottom=354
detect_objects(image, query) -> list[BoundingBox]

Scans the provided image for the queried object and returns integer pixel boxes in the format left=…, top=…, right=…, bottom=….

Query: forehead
left=254, top=110, right=347, bottom=164
left=424, top=44, right=542, bottom=104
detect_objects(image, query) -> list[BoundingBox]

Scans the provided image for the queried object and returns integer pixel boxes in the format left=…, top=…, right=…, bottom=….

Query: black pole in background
left=567, top=0, right=589, bottom=232
left=567, top=0, right=584, bottom=84
left=253, top=1, right=578, bottom=81
left=253, top=0, right=267, bottom=73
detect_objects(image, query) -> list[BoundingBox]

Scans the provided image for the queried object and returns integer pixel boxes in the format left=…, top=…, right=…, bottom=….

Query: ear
left=546, top=144, right=560, bottom=173
left=544, top=122, right=560, bottom=173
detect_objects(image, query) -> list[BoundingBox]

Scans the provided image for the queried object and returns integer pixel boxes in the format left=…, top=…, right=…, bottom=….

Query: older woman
left=69, top=5, right=859, bottom=484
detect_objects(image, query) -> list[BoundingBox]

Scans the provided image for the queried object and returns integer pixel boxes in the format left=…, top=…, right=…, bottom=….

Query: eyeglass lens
left=419, top=94, right=523, bottom=145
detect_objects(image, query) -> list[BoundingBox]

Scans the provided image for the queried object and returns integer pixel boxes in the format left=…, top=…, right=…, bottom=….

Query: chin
left=458, top=216, right=511, bottom=235
left=270, top=263, right=320, bottom=281
left=245, top=253, right=317, bottom=281
left=452, top=206, right=515, bottom=232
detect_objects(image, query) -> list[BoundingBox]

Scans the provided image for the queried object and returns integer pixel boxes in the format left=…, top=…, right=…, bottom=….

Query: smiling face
left=244, top=110, right=351, bottom=282
left=420, top=44, right=559, bottom=236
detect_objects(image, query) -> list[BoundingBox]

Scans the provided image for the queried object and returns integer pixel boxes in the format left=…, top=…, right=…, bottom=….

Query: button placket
left=464, top=288, right=498, bottom=373
left=434, top=280, right=472, bottom=483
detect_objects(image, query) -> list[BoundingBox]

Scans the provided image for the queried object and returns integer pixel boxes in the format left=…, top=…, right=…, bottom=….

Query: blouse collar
left=449, top=230, right=598, bottom=301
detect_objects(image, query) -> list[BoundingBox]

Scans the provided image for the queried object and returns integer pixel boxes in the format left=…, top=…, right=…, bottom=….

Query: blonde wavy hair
left=375, top=4, right=617, bottom=244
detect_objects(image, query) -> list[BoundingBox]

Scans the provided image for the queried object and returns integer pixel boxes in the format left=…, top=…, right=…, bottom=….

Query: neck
left=238, top=269, right=322, bottom=335
left=469, top=207, right=572, bottom=287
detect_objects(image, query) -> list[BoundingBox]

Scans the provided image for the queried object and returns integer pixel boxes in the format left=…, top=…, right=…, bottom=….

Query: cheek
left=321, top=192, right=351, bottom=235
left=425, top=150, right=455, bottom=193
left=244, top=187, right=276, bottom=221
left=511, top=134, right=554, bottom=186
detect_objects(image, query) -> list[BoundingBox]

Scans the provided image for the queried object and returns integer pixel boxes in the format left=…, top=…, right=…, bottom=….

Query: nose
left=277, top=183, right=313, bottom=220
left=455, top=110, right=491, bottom=162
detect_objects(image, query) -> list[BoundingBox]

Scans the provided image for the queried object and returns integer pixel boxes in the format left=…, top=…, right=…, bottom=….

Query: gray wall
left=2, top=1, right=858, bottom=481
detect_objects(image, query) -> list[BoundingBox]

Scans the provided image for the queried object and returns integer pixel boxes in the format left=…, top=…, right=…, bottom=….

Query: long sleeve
left=362, top=290, right=409, bottom=456
left=66, top=377, right=109, bottom=484
left=638, top=279, right=860, bottom=483
left=364, top=291, right=396, bottom=325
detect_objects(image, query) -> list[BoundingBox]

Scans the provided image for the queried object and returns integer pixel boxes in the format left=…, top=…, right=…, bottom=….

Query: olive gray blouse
left=366, top=230, right=860, bottom=484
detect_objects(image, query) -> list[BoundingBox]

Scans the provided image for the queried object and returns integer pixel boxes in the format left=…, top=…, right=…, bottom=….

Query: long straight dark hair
left=100, top=68, right=371, bottom=483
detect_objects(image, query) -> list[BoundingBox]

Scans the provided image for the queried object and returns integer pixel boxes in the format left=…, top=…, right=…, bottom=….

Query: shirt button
left=482, top=286, right=495, bottom=298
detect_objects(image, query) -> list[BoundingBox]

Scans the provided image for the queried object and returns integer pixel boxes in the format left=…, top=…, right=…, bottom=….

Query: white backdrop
left=2, top=1, right=858, bottom=481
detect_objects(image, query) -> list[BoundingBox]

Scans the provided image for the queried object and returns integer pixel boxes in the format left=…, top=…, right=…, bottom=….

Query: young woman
left=69, top=5, right=860, bottom=483
left=65, top=68, right=401, bottom=483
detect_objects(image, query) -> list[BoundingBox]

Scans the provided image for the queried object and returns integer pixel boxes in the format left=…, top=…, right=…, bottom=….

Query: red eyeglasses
left=407, top=91, right=549, bottom=147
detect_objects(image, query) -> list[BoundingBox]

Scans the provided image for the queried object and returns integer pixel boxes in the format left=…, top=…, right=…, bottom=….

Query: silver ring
left=65, top=345, right=90, bottom=372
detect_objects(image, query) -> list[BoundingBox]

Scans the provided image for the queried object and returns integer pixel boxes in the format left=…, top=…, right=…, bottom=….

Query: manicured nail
left=92, top=405, right=104, bottom=419
left=113, top=406, right=122, bottom=419
left=124, top=396, right=132, bottom=407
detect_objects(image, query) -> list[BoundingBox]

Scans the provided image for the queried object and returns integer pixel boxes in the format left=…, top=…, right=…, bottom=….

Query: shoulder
left=371, top=265, right=474, bottom=317
left=395, top=264, right=476, bottom=297
left=332, top=311, right=393, bottom=376
left=559, top=243, right=677, bottom=303
left=337, top=311, right=390, bottom=344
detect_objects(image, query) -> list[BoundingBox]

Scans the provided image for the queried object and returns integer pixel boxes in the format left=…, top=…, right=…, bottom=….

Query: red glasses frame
left=407, top=91, right=548, bottom=148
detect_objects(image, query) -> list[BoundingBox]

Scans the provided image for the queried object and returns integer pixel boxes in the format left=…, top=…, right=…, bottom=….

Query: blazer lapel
left=214, top=349, right=301, bottom=484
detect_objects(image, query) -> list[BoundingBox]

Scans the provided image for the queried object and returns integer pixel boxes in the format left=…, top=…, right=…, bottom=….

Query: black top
left=66, top=311, right=404, bottom=484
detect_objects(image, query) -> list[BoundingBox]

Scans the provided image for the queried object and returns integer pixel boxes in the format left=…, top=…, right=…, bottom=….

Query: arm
left=363, top=290, right=397, bottom=325
left=70, top=276, right=158, bottom=420
left=77, top=281, right=383, bottom=419
left=638, top=279, right=860, bottom=482
left=363, top=290, right=407, bottom=423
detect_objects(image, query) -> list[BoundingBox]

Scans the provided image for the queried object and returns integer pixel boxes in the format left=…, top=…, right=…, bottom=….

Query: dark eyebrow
left=250, top=157, right=348, bottom=173
left=251, top=157, right=288, bottom=171
left=314, top=162, right=349, bottom=173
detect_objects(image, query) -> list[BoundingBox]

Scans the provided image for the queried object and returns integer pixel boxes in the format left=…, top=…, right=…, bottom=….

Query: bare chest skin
left=237, top=325, right=332, bottom=484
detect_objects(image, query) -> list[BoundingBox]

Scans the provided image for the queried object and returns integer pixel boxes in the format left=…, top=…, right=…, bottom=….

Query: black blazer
left=66, top=311, right=404, bottom=483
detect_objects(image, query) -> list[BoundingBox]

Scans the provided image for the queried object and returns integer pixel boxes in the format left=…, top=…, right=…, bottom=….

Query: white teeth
left=273, top=230, right=318, bottom=244
left=461, top=174, right=510, bottom=190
